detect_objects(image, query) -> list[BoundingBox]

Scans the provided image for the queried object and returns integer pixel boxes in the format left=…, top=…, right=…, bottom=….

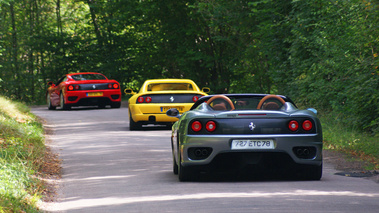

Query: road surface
left=31, top=105, right=379, bottom=213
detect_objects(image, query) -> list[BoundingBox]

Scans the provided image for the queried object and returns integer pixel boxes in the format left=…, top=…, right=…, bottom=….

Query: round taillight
left=145, top=96, right=152, bottom=103
left=192, top=96, right=199, bottom=102
left=302, top=120, right=313, bottom=131
left=191, top=121, right=202, bottom=132
left=137, top=96, right=144, bottom=103
left=68, top=85, right=74, bottom=91
left=288, top=120, right=299, bottom=131
left=113, top=84, right=119, bottom=89
left=108, top=84, right=113, bottom=89
left=206, top=121, right=216, bottom=132
left=75, top=85, right=80, bottom=90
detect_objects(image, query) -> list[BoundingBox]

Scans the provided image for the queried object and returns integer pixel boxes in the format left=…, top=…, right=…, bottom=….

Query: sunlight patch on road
left=79, top=175, right=135, bottom=181
left=65, top=175, right=135, bottom=183
left=45, top=190, right=379, bottom=211
left=148, top=149, right=167, bottom=152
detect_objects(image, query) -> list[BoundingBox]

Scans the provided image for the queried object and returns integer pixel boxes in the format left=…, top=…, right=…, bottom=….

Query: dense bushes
left=281, top=1, right=378, bottom=134
left=0, top=0, right=377, bottom=133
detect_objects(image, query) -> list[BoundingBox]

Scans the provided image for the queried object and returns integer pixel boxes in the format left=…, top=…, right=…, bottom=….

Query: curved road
left=31, top=105, right=379, bottom=213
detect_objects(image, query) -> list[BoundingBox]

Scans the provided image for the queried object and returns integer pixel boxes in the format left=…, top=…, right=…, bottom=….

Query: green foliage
left=0, top=96, right=45, bottom=212
left=283, top=0, right=378, bottom=133
left=321, top=111, right=379, bottom=169
left=0, top=0, right=377, bottom=133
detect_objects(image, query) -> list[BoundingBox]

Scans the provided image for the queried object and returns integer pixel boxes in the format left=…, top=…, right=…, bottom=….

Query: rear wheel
left=98, top=103, right=106, bottom=109
left=129, top=110, right=142, bottom=130
left=307, top=164, right=322, bottom=180
left=172, top=138, right=178, bottom=175
left=173, top=156, right=179, bottom=175
left=111, top=102, right=121, bottom=108
left=299, top=164, right=322, bottom=180
left=60, top=93, right=71, bottom=110
left=47, top=94, right=56, bottom=110
left=166, top=123, right=173, bottom=130
left=178, top=153, right=193, bottom=181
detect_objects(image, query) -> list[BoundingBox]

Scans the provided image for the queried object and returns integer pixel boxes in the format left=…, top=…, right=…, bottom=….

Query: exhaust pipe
left=303, top=148, right=310, bottom=156
left=194, top=149, right=203, bottom=157
left=296, top=149, right=304, bottom=156
left=190, top=147, right=213, bottom=160
left=202, top=149, right=208, bottom=156
left=293, top=146, right=316, bottom=159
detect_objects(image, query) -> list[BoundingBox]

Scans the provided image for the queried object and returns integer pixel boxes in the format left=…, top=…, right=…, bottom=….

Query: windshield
left=71, top=74, right=106, bottom=81
left=229, top=96, right=283, bottom=110
left=192, top=95, right=295, bottom=111
left=147, top=83, right=194, bottom=91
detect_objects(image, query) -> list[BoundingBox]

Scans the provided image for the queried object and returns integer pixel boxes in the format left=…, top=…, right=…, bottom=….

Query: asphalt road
left=31, top=105, right=379, bottom=213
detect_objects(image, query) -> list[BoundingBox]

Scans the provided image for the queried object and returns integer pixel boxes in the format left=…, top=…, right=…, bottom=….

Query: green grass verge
left=0, top=96, right=45, bottom=213
left=321, top=113, right=379, bottom=170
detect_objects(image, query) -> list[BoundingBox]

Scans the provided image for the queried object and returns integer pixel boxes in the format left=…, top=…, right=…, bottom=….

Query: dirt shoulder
left=323, top=149, right=379, bottom=183
left=37, top=117, right=62, bottom=203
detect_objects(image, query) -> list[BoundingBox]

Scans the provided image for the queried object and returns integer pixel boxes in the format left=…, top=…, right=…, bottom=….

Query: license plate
left=161, top=106, right=184, bottom=112
left=87, top=92, right=103, bottom=97
left=231, top=139, right=275, bottom=150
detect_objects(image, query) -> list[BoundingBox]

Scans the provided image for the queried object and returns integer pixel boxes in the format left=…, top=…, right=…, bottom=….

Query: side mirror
left=47, top=81, right=55, bottom=86
left=166, top=108, right=181, bottom=119
left=124, top=88, right=136, bottom=95
left=202, top=87, right=210, bottom=93
left=307, top=108, right=317, bottom=115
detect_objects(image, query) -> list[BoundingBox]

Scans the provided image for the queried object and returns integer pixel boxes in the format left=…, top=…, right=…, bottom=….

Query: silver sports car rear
left=167, top=94, right=323, bottom=181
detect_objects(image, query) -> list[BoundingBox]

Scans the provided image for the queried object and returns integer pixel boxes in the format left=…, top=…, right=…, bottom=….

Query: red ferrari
left=46, top=72, right=122, bottom=110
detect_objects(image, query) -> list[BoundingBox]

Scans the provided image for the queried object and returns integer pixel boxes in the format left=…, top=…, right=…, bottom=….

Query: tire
left=98, top=103, right=106, bottom=109
left=172, top=138, right=178, bottom=175
left=111, top=102, right=121, bottom=108
left=129, top=110, right=141, bottom=130
left=173, top=156, right=179, bottom=175
left=300, top=164, right=323, bottom=180
left=47, top=94, right=56, bottom=110
left=178, top=152, right=192, bottom=181
left=60, top=93, right=71, bottom=110
left=166, top=123, right=173, bottom=130
left=307, top=164, right=323, bottom=180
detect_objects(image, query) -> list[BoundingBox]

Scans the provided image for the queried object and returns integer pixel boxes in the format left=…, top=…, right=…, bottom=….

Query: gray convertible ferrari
left=166, top=94, right=323, bottom=181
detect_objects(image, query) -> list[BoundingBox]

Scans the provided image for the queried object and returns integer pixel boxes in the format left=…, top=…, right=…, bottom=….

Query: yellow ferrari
left=125, top=79, right=210, bottom=130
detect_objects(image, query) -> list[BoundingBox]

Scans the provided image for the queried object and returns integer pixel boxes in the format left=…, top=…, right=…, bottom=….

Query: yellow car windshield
left=147, top=83, right=194, bottom=91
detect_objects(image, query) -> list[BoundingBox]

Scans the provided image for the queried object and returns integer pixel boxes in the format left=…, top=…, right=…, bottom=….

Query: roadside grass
left=0, top=96, right=45, bottom=212
left=320, top=113, right=379, bottom=170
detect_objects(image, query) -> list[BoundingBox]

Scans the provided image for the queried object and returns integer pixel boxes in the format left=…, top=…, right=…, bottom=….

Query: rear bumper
left=129, top=103, right=193, bottom=123
left=180, top=134, right=323, bottom=167
left=65, top=90, right=121, bottom=106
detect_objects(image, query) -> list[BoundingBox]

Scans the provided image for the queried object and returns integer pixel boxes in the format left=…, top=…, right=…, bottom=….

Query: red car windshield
left=71, top=74, right=106, bottom=81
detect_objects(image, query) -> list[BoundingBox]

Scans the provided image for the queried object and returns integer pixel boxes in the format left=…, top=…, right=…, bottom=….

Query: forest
left=0, top=0, right=378, bottom=134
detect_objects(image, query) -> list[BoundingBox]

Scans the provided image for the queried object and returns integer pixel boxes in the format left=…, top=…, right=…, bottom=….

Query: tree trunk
left=87, top=0, right=103, bottom=47
left=10, top=2, right=20, bottom=99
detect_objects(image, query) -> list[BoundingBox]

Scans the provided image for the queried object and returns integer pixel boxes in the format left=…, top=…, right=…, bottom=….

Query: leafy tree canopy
left=0, top=0, right=377, bottom=133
